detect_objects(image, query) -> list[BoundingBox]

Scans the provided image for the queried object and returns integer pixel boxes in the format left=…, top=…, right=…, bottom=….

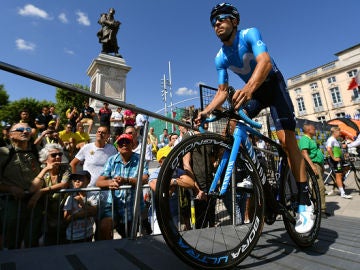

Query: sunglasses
left=50, top=152, right=63, bottom=158
left=211, top=14, right=235, bottom=27
left=117, top=139, right=132, bottom=146
left=10, top=127, right=32, bottom=133
left=97, top=130, right=107, bottom=134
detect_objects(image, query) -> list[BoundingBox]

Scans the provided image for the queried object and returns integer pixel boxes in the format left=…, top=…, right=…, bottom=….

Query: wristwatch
left=172, top=178, right=178, bottom=186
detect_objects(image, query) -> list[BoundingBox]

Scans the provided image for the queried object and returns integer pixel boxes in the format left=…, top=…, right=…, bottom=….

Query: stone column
left=87, top=53, right=131, bottom=112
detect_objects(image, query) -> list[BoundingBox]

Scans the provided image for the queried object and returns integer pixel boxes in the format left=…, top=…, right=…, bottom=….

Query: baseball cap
left=156, top=146, right=172, bottom=162
left=69, top=170, right=91, bottom=181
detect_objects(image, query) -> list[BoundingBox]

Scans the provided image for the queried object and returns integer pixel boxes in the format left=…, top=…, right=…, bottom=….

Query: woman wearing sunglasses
left=29, top=143, right=71, bottom=245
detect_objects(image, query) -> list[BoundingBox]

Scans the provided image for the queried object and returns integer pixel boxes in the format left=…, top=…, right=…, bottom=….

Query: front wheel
left=155, top=133, right=265, bottom=269
left=281, top=161, right=321, bottom=247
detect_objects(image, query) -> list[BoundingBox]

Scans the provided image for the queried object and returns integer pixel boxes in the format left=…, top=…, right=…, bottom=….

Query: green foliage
left=55, top=84, right=90, bottom=127
left=0, top=98, right=54, bottom=126
left=0, top=84, right=10, bottom=109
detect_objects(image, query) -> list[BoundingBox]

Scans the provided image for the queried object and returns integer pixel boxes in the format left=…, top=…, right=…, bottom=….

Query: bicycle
left=324, top=154, right=360, bottom=194
left=155, top=87, right=321, bottom=269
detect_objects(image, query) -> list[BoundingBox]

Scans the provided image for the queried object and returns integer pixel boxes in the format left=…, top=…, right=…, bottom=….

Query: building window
left=296, top=97, right=306, bottom=112
left=317, top=116, right=326, bottom=123
left=310, top=82, right=318, bottom=90
left=312, top=92, right=323, bottom=108
left=335, top=112, right=345, bottom=118
left=327, top=76, right=336, bottom=84
left=330, top=87, right=342, bottom=104
left=348, top=69, right=357, bottom=78
left=353, top=88, right=360, bottom=99
left=295, top=88, right=301, bottom=94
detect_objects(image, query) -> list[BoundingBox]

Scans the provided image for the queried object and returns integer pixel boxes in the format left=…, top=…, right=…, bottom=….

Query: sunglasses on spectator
left=50, top=152, right=63, bottom=158
left=117, top=139, right=132, bottom=146
left=97, top=130, right=107, bottom=134
left=211, top=14, right=235, bottom=27
left=10, top=127, right=32, bottom=133
left=125, top=131, right=134, bottom=135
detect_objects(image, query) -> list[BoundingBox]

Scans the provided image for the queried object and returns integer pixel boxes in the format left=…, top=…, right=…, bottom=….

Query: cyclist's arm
left=326, top=146, right=340, bottom=161
left=200, top=84, right=229, bottom=116
left=347, top=136, right=360, bottom=148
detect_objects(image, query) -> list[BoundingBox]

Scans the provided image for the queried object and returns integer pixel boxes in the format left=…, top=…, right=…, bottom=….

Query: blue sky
left=0, top=0, right=359, bottom=114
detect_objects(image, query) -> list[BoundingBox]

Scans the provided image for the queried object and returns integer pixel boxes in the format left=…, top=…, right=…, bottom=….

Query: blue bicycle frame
left=203, top=109, right=266, bottom=196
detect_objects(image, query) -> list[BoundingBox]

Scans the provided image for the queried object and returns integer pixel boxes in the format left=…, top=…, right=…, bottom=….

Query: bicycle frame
left=208, top=121, right=266, bottom=196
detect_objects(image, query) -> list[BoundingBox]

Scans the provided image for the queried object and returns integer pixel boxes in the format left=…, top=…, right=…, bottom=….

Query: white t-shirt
left=63, top=193, right=97, bottom=241
left=111, top=111, right=124, bottom=127
left=136, top=113, right=146, bottom=127
left=75, top=143, right=118, bottom=187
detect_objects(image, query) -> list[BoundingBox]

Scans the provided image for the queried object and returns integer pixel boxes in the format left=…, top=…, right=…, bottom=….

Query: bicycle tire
left=281, top=161, right=321, bottom=247
left=155, top=133, right=265, bottom=269
left=352, top=167, right=360, bottom=192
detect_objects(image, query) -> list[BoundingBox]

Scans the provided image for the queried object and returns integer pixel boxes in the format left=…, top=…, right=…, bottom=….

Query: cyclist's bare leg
left=276, top=129, right=306, bottom=182
left=335, top=172, right=344, bottom=189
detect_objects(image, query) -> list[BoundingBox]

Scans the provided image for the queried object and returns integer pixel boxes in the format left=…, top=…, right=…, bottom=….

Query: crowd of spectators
left=0, top=101, right=161, bottom=249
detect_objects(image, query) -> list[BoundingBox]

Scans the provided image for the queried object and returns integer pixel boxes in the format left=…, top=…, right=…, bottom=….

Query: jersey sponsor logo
left=256, top=40, right=265, bottom=47
left=229, top=53, right=254, bottom=76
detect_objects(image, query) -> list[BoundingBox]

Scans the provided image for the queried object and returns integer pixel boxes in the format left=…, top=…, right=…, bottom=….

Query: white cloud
left=175, top=87, right=198, bottom=96
left=58, top=13, right=68, bottom=23
left=76, top=11, right=90, bottom=26
left=15, top=39, right=36, bottom=51
left=18, top=4, right=50, bottom=19
left=64, top=48, right=75, bottom=55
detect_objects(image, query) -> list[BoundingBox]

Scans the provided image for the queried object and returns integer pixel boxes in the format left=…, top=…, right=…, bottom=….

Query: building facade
left=287, top=44, right=360, bottom=123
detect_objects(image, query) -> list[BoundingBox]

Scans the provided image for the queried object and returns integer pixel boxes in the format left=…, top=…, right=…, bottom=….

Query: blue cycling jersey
left=215, top=28, right=278, bottom=85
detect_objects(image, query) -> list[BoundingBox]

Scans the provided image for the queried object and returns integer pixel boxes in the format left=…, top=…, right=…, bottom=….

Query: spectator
left=158, top=128, right=169, bottom=149
left=19, top=108, right=37, bottom=137
left=98, top=102, right=112, bottom=131
left=49, top=105, right=60, bottom=131
left=59, top=123, right=78, bottom=160
left=326, top=127, right=352, bottom=199
left=96, top=133, right=149, bottom=239
left=35, top=105, right=53, bottom=135
left=111, top=107, right=124, bottom=140
left=135, top=113, right=146, bottom=137
left=34, top=126, right=65, bottom=149
left=0, top=123, right=42, bottom=249
left=29, top=143, right=71, bottom=245
left=63, top=170, right=97, bottom=243
left=70, top=126, right=117, bottom=187
left=79, top=101, right=96, bottom=134
left=123, top=108, right=136, bottom=128
left=0, top=124, right=11, bottom=147
left=298, top=123, right=329, bottom=218
left=148, top=146, right=200, bottom=231
left=74, top=122, right=90, bottom=150
left=147, top=127, right=158, bottom=156
left=66, top=106, right=80, bottom=132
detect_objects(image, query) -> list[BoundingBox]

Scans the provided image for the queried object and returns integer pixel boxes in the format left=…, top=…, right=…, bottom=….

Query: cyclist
left=196, top=3, right=314, bottom=233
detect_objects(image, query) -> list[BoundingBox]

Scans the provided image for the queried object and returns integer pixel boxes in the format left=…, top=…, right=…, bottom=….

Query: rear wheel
left=155, top=133, right=265, bottom=269
left=281, top=161, right=321, bottom=247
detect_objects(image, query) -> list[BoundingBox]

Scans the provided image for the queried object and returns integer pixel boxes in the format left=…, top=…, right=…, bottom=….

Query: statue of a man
left=97, top=8, right=122, bottom=57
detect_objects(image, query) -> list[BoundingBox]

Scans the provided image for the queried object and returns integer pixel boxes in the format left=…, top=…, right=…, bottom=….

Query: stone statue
left=97, top=8, right=122, bottom=57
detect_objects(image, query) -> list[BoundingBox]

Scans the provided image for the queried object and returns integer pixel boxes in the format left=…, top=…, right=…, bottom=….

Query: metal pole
left=130, top=117, right=150, bottom=239
left=0, top=61, right=192, bottom=130
left=168, top=61, right=174, bottom=132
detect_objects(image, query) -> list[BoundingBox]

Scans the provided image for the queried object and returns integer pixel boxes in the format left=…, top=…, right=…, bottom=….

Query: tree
left=0, top=84, right=9, bottom=109
left=55, top=84, right=90, bottom=127
left=0, top=97, right=54, bottom=126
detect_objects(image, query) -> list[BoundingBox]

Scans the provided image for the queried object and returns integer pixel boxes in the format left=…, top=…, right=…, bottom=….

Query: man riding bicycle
left=196, top=3, right=314, bottom=233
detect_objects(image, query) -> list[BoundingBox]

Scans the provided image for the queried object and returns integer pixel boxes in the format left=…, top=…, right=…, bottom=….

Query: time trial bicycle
left=155, top=87, right=321, bottom=269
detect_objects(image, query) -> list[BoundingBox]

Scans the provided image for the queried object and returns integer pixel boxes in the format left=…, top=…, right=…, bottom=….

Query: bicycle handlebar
left=199, top=86, right=262, bottom=131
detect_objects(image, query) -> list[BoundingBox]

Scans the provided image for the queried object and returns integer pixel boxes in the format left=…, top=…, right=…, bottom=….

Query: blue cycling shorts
left=243, top=71, right=296, bottom=131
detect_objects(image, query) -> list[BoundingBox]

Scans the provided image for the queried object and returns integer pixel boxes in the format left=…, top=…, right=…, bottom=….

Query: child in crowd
left=63, top=171, right=98, bottom=243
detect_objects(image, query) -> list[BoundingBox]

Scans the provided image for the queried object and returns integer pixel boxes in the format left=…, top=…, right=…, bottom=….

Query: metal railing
left=0, top=60, right=195, bottom=240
